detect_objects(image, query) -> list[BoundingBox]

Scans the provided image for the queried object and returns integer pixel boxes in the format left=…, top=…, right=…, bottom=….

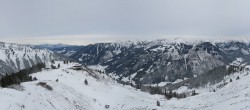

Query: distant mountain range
left=46, top=39, right=250, bottom=84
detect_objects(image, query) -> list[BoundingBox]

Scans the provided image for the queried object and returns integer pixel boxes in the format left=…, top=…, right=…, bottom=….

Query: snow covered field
left=0, top=62, right=250, bottom=110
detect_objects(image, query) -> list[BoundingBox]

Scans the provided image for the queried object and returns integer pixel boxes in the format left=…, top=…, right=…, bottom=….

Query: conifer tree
left=84, top=79, right=88, bottom=85
left=236, top=76, right=240, bottom=80
left=230, top=79, right=233, bottom=82
left=157, top=100, right=160, bottom=106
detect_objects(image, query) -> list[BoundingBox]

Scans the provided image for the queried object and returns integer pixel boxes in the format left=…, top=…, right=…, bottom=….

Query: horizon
left=2, top=36, right=250, bottom=46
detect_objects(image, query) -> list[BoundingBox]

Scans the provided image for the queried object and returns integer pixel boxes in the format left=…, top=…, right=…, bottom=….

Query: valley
left=0, top=40, right=250, bottom=110
left=0, top=61, right=250, bottom=110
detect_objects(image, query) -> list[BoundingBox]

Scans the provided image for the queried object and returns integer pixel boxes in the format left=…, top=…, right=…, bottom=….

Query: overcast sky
left=1, top=0, right=250, bottom=45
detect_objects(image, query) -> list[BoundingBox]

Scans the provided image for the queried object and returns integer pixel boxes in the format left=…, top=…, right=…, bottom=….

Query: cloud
left=0, top=0, right=250, bottom=45
left=3, top=34, right=250, bottom=46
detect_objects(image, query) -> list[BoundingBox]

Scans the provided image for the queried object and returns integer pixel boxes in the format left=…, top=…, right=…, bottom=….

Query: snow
left=130, top=72, right=137, bottom=79
left=65, top=51, right=76, bottom=56
left=0, top=42, right=54, bottom=75
left=225, top=46, right=239, bottom=51
left=78, top=58, right=83, bottom=61
left=105, top=58, right=113, bottom=62
left=241, top=49, right=250, bottom=55
left=1, top=61, right=250, bottom=110
left=145, top=65, right=153, bottom=73
left=197, top=51, right=212, bottom=61
left=167, top=46, right=182, bottom=60
left=175, top=86, right=189, bottom=93
left=172, top=79, right=184, bottom=84
left=88, top=65, right=108, bottom=71
left=121, top=77, right=130, bottom=82
left=169, top=68, right=250, bottom=110
left=0, top=62, right=165, bottom=110
left=151, top=46, right=166, bottom=51
left=229, top=58, right=244, bottom=66
left=113, top=49, right=121, bottom=54
left=167, top=62, right=171, bottom=65
left=157, top=82, right=169, bottom=87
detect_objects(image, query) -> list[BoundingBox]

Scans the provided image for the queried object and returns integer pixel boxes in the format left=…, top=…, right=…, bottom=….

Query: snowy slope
left=165, top=69, right=250, bottom=110
left=0, top=42, right=67, bottom=77
left=0, top=62, right=165, bottom=110
left=0, top=61, right=250, bottom=110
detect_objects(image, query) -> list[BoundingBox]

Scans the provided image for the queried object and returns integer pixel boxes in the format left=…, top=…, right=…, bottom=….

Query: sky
left=1, top=0, right=250, bottom=45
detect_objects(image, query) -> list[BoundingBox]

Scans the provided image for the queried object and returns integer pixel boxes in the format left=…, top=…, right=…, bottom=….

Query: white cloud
left=1, top=0, right=250, bottom=44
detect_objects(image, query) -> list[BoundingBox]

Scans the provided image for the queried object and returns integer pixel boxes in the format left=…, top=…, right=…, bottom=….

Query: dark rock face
left=54, top=40, right=250, bottom=84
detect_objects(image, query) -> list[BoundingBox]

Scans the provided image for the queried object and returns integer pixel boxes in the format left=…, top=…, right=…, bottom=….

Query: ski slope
left=0, top=62, right=250, bottom=110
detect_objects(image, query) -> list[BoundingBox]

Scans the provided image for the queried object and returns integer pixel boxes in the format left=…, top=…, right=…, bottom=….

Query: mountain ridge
left=52, top=39, right=250, bottom=85
left=0, top=41, right=70, bottom=78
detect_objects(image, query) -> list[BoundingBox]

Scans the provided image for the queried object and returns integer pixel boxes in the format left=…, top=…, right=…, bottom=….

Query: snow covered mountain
left=0, top=42, right=68, bottom=78
left=53, top=40, right=250, bottom=85
left=0, top=61, right=249, bottom=110
left=0, top=41, right=249, bottom=109
left=34, top=44, right=72, bottom=50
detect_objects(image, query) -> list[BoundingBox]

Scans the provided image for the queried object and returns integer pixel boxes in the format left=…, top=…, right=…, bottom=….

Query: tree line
left=0, top=63, right=45, bottom=87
